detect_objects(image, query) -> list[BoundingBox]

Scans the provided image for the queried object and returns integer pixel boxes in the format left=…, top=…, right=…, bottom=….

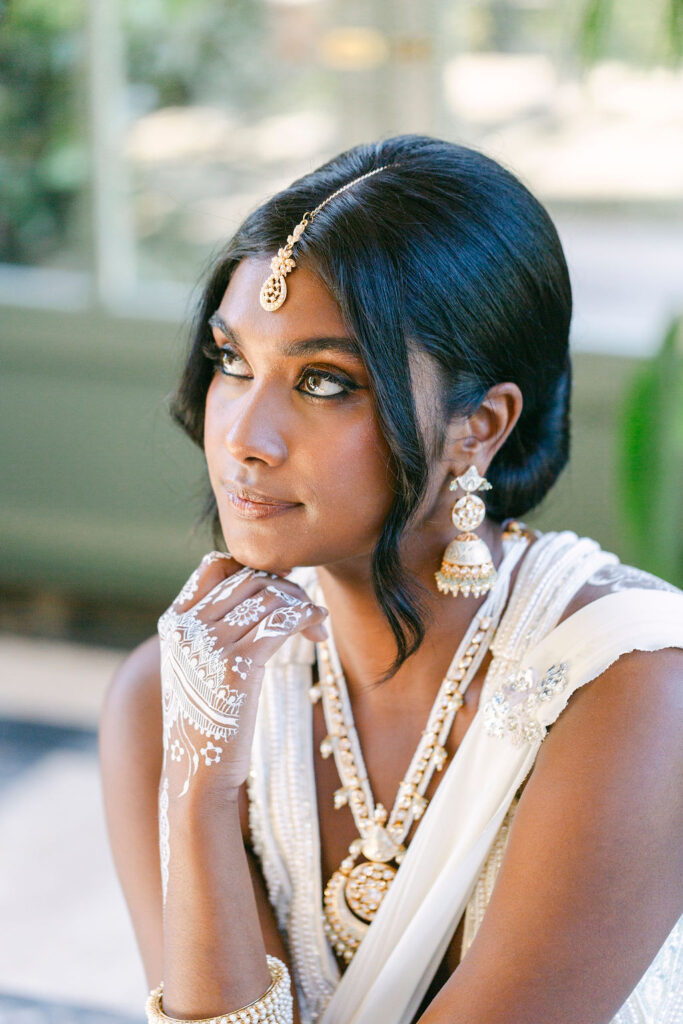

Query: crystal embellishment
left=482, top=662, right=569, bottom=745
left=453, top=465, right=492, bottom=493
left=451, top=493, right=486, bottom=531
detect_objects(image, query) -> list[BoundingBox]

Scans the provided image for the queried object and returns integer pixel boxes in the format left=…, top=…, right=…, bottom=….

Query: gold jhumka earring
left=259, top=163, right=398, bottom=312
left=435, top=464, right=497, bottom=598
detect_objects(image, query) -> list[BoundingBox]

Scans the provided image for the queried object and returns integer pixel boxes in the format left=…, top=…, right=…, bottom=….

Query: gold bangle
left=145, top=954, right=293, bottom=1024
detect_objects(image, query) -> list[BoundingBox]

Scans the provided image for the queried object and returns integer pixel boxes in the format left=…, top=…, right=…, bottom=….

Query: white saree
left=247, top=529, right=683, bottom=1024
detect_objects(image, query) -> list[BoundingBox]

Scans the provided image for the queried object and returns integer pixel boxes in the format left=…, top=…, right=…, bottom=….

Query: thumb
left=301, top=607, right=329, bottom=642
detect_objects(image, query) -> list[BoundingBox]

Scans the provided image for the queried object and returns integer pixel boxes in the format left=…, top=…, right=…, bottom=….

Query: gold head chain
left=259, top=163, right=398, bottom=312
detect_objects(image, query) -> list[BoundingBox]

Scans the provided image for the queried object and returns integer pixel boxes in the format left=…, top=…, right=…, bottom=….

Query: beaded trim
left=145, top=955, right=293, bottom=1024
left=312, top=529, right=530, bottom=962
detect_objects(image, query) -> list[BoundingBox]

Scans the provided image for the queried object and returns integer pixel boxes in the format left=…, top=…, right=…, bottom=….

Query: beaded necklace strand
left=310, top=524, right=530, bottom=962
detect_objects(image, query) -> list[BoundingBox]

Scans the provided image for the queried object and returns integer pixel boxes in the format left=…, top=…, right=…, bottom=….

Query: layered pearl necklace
left=310, top=524, right=530, bottom=964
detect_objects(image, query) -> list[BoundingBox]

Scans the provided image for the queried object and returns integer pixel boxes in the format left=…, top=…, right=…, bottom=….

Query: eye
left=218, top=347, right=250, bottom=378
left=299, top=371, right=346, bottom=398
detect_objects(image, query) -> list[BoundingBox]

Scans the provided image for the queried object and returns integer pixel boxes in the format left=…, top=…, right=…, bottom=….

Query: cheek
left=202, top=380, right=222, bottom=475
left=304, top=414, right=395, bottom=530
left=201, top=385, right=396, bottom=568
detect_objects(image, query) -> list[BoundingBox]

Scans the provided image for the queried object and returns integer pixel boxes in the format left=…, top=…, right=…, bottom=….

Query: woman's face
left=203, top=256, right=397, bottom=575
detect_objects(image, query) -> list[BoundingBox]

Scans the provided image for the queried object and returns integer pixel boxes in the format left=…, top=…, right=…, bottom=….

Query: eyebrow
left=208, top=312, right=364, bottom=362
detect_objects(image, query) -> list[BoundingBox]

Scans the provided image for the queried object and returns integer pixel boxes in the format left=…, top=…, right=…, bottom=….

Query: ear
left=443, top=382, right=523, bottom=472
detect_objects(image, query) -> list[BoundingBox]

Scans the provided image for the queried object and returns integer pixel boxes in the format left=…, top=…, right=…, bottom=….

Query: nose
left=221, top=383, right=288, bottom=466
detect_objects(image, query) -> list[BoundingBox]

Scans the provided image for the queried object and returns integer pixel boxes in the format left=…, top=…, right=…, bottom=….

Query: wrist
left=165, top=776, right=243, bottom=819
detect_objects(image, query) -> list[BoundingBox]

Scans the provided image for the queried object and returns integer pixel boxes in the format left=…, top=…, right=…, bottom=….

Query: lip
left=224, top=481, right=301, bottom=519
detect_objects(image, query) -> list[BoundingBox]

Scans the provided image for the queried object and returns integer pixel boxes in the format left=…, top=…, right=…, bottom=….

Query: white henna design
left=215, top=685, right=247, bottom=711
left=158, top=569, right=311, bottom=817
left=252, top=604, right=305, bottom=641
left=200, top=740, right=223, bottom=766
left=265, top=585, right=301, bottom=606
left=230, top=655, right=253, bottom=680
left=173, top=551, right=232, bottom=608
left=194, top=566, right=254, bottom=610
left=170, top=739, right=184, bottom=762
left=158, top=604, right=247, bottom=798
left=159, top=775, right=170, bottom=905
left=223, top=595, right=265, bottom=627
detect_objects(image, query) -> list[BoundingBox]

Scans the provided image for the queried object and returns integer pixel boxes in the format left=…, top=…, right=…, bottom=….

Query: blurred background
left=0, top=0, right=682, bottom=1019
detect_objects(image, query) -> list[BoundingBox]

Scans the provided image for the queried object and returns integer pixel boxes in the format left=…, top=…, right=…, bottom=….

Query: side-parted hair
left=172, top=134, right=572, bottom=682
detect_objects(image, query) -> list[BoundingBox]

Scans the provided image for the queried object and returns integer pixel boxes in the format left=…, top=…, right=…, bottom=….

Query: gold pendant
left=259, top=273, right=287, bottom=311
left=346, top=861, right=397, bottom=921
left=323, top=858, right=398, bottom=963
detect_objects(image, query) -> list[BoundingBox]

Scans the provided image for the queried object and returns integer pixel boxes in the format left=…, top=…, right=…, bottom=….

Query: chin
left=219, top=533, right=295, bottom=577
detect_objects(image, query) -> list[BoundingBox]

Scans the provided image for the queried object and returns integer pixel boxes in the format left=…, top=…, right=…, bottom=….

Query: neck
left=315, top=519, right=509, bottom=698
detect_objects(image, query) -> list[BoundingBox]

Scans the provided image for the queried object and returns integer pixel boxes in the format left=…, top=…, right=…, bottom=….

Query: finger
left=207, top=573, right=321, bottom=620
left=239, top=598, right=329, bottom=658
left=301, top=619, right=329, bottom=642
left=215, top=582, right=318, bottom=639
left=260, top=585, right=328, bottom=641
left=174, top=553, right=259, bottom=614
left=197, top=571, right=282, bottom=621
left=171, top=551, right=233, bottom=612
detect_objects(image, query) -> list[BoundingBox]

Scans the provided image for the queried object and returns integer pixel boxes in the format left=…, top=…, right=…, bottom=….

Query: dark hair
left=172, top=134, right=572, bottom=682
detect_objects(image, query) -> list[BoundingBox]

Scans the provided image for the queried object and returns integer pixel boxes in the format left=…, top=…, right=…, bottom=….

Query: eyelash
left=201, top=342, right=358, bottom=401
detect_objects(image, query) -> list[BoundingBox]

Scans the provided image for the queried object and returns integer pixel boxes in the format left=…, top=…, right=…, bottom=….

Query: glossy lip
left=224, top=481, right=301, bottom=519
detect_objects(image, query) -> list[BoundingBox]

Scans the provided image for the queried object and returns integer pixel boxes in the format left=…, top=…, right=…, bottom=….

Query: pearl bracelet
left=145, top=955, right=293, bottom=1024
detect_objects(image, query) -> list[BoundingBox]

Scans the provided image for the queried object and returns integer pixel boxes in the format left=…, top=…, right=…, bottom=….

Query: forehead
left=217, top=256, right=348, bottom=341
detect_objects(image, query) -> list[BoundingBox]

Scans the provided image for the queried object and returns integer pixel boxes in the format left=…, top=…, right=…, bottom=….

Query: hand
left=157, top=551, right=328, bottom=797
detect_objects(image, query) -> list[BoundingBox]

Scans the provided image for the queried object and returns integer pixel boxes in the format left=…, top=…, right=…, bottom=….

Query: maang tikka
left=435, top=465, right=497, bottom=598
left=259, top=163, right=398, bottom=312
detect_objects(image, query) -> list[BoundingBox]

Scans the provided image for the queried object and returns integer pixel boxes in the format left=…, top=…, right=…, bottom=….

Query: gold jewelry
left=435, top=464, right=497, bottom=598
left=312, top=604, right=503, bottom=963
left=145, top=955, right=293, bottom=1024
left=259, top=164, right=398, bottom=312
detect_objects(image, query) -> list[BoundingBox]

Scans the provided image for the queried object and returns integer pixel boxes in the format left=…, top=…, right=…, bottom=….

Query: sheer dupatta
left=248, top=533, right=683, bottom=1024
left=319, top=587, right=683, bottom=1024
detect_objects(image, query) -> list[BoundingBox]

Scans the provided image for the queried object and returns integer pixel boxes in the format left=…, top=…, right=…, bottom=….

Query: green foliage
left=665, top=0, right=683, bottom=60
left=123, top=0, right=264, bottom=111
left=577, top=0, right=683, bottom=64
left=617, top=316, right=683, bottom=586
left=578, top=0, right=614, bottom=65
left=0, top=0, right=87, bottom=265
left=0, top=0, right=264, bottom=268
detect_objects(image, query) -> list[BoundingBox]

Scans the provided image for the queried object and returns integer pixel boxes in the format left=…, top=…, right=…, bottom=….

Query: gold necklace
left=309, top=542, right=525, bottom=964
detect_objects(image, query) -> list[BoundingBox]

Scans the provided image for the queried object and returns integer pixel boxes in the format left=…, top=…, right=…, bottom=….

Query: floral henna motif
left=250, top=586, right=313, bottom=641
left=157, top=560, right=320, bottom=903
left=200, top=740, right=223, bottom=766
left=170, top=739, right=184, bottom=762
left=223, top=595, right=265, bottom=627
left=159, top=605, right=247, bottom=797
left=230, top=655, right=253, bottom=680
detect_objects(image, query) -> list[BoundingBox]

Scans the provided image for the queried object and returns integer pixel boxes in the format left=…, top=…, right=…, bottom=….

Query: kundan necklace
left=310, top=525, right=530, bottom=963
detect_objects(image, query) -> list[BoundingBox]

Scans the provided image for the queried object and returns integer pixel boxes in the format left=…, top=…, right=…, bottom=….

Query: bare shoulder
left=556, top=557, right=682, bottom=627
left=425, top=594, right=683, bottom=1021
left=548, top=561, right=683, bottom=749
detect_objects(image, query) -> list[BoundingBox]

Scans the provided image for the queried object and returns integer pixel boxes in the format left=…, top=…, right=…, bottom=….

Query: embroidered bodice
left=247, top=530, right=683, bottom=1024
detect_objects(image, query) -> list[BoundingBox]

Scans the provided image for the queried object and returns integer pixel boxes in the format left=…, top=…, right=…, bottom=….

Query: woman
left=100, top=135, right=683, bottom=1024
